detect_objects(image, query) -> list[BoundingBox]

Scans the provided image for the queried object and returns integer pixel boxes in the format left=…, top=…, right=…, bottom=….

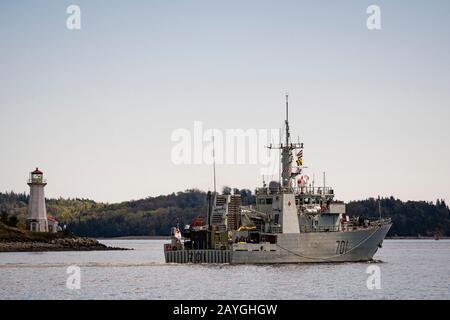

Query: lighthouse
left=27, top=168, right=48, bottom=232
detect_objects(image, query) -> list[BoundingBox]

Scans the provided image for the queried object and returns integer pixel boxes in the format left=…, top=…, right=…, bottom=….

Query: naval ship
left=164, top=96, right=392, bottom=264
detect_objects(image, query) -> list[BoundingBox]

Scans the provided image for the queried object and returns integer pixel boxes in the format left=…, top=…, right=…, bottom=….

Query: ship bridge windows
left=258, top=198, right=273, bottom=205
left=298, top=197, right=323, bottom=205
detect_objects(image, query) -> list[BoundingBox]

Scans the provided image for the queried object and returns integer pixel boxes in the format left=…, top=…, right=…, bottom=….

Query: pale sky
left=1, top=0, right=449, bottom=203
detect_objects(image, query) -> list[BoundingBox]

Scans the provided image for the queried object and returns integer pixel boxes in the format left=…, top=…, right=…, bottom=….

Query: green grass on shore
left=0, top=222, right=73, bottom=242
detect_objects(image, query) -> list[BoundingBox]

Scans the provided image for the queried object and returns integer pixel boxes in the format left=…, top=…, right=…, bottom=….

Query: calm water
left=0, top=239, right=449, bottom=300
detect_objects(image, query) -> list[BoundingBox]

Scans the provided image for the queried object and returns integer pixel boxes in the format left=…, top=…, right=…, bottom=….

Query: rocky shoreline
left=0, top=237, right=129, bottom=252
left=0, top=222, right=130, bottom=252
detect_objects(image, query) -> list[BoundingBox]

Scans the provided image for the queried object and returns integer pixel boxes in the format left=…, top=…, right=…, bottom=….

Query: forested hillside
left=1, top=190, right=448, bottom=237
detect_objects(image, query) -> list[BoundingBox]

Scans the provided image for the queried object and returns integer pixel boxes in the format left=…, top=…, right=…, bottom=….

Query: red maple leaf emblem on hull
left=288, top=201, right=291, bottom=206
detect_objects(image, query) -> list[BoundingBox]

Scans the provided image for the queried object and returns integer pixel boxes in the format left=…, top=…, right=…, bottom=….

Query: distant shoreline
left=98, top=236, right=171, bottom=240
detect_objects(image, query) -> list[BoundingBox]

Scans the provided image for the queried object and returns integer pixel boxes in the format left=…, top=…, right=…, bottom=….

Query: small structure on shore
left=47, top=215, right=61, bottom=233
left=26, top=168, right=49, bottom=232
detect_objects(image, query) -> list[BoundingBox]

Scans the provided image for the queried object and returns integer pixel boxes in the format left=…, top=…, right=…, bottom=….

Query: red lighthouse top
left=31, top=168, right=43, bottom=174
left=28, top=168, right=46, bottom=185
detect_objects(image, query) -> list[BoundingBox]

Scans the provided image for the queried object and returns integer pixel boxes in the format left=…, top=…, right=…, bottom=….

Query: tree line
left=0, top=190, right=448, bottom=237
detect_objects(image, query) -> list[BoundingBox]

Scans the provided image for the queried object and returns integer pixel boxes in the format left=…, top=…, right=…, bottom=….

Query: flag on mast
left=296, top=149, right=303, bottom=167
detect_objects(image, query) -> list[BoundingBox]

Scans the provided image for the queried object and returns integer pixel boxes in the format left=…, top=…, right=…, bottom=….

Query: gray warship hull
left=164, top=223, right=391, bottom=264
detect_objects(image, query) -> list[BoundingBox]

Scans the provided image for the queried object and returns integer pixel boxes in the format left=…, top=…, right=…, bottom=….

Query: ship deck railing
left=300, top=225, right=340, bottom=233
left=300, top=218, right=391, bottom=233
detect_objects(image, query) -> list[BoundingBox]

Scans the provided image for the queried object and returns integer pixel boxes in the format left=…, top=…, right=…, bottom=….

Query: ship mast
left=281, top=94, right=291, bottom=188
left=212, top=135, right=217, bottom=194
left=285, top=93, right=290, bottom=146
left=268, top=94, right=303, bottom=191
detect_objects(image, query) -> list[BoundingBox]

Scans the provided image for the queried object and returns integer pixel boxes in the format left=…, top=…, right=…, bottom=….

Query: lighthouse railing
left=28, top=179, right=47, bottom=184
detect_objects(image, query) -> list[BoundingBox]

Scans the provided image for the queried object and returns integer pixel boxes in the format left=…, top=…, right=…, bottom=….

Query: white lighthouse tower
left=27, top=168, right=48, bottom=232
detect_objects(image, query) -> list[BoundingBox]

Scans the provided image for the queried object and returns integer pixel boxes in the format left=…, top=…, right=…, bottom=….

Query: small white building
left=47, top=215, right=60, bottom=233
